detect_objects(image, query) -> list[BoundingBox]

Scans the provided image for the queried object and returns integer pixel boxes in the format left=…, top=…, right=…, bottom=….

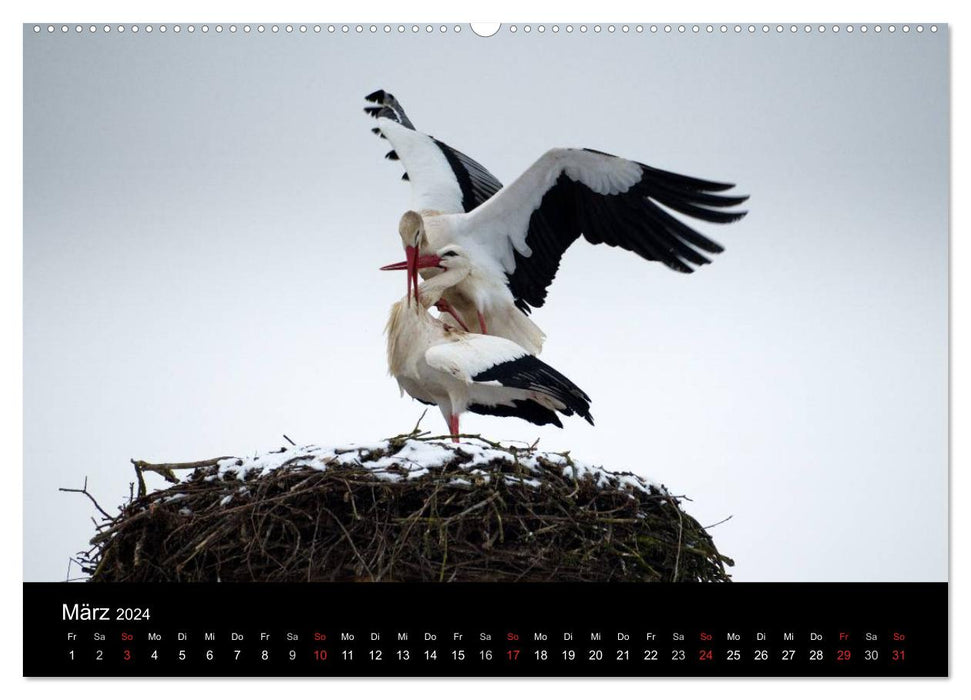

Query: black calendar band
left=24, top=582, right=947, bottom=677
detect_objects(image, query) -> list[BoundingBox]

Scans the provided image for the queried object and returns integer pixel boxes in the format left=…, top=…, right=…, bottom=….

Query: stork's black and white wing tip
left=364, top=90, right=504, bottom=213
left=461, top=148, right=749, bottom=312
left=424, top=321, right=592, bottom=429
left=471, top=354, right=595, bottom=427
left=363, top=89, right=415, bottom=129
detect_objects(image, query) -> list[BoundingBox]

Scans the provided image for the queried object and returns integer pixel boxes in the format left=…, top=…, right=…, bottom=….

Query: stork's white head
left=380, top=243, right=473, bottom=308
left=411, top=245, right=472, bottom=310
left=398, top=210, right=424, bottom=244
left=385, top=244, right=471, bottom=274
left=425, top=244, right=471, bottom=273
left=383, top=211, right=426, bottom=306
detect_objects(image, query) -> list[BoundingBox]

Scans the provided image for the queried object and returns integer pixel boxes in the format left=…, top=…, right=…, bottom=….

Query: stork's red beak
left=379, top=254, right=443, bottom=271
left=406, top=246, right=417, bottom=305
left=377, top=246, right=418, bottom=305
left=380, top=251, right=443, bottom=306
left=416, top=254, right=443, bottom=269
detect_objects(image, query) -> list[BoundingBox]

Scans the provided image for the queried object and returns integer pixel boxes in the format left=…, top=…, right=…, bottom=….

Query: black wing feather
left=432, top=138, right=504, bottom=213
left=505, top=148, right=748, bottom=312
left=468, top=400, right=563, bottom=428
left=364, top=90, right=415, bottom=129
left=637, top=160, right=738, bottom=193
left=473, top=355, right=594, bottom=425
left=510, top=175, right=582, bottom=311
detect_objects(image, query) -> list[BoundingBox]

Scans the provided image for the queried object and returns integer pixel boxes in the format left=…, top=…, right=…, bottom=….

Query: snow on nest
left=212, top=438, right=665, bottom=497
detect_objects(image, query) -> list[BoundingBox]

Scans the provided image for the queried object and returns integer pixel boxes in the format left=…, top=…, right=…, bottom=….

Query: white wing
left=364, top=90, right=502, bottom=214
left=424, top=335, right=529, bottom=384
left=376, top=119, right=464, bottom=214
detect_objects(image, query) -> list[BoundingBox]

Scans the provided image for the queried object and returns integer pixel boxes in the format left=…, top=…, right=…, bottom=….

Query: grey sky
left=24, top=25, right=947, bottom=581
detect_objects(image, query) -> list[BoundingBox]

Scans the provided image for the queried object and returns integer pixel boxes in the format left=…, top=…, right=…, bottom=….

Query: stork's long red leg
left=477, top=311, right=488, bottom=334
left=449, top=414, right=460, bottom=443
left=435, top=300, right=470, bottom=332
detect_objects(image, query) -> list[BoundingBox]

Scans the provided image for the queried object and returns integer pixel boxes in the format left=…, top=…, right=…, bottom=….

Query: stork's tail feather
left=364, top=89, right=416, bottom=130
left=467, top=400, right=564, bottom=428
left=473, top=355, right=594, bottom=426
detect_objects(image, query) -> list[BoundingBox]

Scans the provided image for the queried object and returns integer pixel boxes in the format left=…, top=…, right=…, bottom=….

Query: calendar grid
left=25, top=582, right=947, bottom=677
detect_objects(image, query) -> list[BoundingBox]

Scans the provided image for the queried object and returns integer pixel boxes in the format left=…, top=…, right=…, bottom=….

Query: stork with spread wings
left=366, top=89, right=748, bottom=356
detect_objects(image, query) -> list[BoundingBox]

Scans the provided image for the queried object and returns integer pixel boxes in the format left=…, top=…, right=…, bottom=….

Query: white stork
left=382, top=211, right=546, bottom=354
left=365, top=89, right=748, bottom=353
left=384, top=245, right=593, bottom=442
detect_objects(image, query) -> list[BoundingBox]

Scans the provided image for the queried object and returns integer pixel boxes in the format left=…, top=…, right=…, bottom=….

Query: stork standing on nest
left=383, top=245, right=593, bottom=442
left=366, top=89, right=748, bottom=356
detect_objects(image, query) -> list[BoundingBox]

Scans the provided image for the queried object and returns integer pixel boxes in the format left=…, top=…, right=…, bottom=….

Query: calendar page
left=22, top=21, right=948, bottom=677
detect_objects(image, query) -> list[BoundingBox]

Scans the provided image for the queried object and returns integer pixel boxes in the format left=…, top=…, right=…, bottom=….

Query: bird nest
left=74, top=431, right=733, bottom=583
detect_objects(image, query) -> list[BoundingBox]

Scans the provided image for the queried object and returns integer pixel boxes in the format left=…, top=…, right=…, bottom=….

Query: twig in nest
left=59, top=477, right=111, bottom=520
left=444, top=491, right=500, bottom=524
left=411, top=409, right=428, bottom=434
left=704, top=514, right=734, bottom=530
left=132, top=456, right=235, bottom=478
left=672, top=504, right=684, bottom=582
left=131, top=456, right=237, bottom=497
left=322, top=507, right=374, bottom=581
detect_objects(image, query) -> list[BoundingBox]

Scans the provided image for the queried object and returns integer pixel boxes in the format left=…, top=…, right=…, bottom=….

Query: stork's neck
left=386, top=266, right=469, bottom=378
left=386, top=293, right=448, bottom=379
left=417, top=266, right=468, bottom=309
left=420, top=213, right=450, bottom=251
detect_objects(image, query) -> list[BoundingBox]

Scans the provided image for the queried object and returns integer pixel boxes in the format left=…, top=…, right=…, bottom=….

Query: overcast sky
left=23, top=24, right=947, bottom=582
